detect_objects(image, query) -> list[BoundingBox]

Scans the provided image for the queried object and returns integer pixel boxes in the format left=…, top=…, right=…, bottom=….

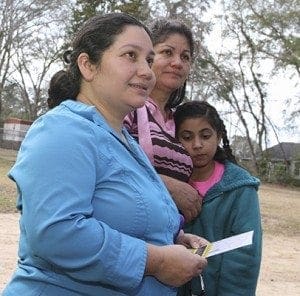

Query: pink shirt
left=190, top=161, right=225, bottom=197
left=124, top=98, right=193, bottom=182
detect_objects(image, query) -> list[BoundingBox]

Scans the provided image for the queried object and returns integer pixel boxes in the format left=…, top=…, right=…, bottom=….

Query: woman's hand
left=160, top=175, right=202, bottom=222
left=175, top=230, right=209, bottom=249
left=145, top=243, right=207, bottom=287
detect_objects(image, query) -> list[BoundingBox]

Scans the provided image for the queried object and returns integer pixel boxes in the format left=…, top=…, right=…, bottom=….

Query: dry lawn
left=0, top=149, right=18, bottom=213
left=0, top=148, right=299, bottom=295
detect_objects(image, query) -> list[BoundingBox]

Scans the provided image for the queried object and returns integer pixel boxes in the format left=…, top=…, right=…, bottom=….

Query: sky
left=267, top=74, right=300, bottom=145
left=201, top=1, right=300, bottom=147
left=19, top=0, right=299, bottom=148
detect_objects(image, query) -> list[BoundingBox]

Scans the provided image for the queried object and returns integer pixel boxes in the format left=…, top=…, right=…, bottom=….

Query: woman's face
left=91, top=25, right=156, bottom=118
left=151, top=33, right=191, bottom=96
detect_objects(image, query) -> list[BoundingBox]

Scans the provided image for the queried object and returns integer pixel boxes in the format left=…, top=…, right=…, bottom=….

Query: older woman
left=124, top=19, right=202, bottom=223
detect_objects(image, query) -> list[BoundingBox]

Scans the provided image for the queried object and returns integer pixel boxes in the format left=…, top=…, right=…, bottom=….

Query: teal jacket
left=178, top=161, right=262, bottom=296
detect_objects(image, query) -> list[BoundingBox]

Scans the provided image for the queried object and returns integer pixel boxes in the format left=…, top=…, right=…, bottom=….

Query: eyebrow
left=119, top=44, right=155, bottom=56
left=158, top=44, right=191, bottom=54
left=180, top=128, right=213, bottom=133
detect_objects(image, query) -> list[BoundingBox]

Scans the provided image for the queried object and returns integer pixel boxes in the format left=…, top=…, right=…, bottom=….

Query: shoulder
left=221, top=161, right=260, bottom=190
left=25, top=102, right=111, bottom=159
left=40, top=104, right=99, bottom=138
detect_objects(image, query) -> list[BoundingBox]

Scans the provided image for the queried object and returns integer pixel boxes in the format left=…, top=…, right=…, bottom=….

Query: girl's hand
left=175, top=230, right=209, bottom=249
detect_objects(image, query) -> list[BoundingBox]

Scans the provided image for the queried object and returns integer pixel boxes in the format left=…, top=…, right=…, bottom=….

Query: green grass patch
left=0, top=151, right=18, bottom=213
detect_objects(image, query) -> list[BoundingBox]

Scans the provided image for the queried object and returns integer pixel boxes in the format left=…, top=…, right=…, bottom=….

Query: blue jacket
left=3, top=100, right=180, bottom=296
left=178, top=161, right=262, bottom=296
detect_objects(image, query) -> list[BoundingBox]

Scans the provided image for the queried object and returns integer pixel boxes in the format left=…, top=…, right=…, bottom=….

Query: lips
left=129, top=83, right=148, bottom=90
left=165, top=71, right=182, bottom=78
left=193, top=154, right=206, bottom=161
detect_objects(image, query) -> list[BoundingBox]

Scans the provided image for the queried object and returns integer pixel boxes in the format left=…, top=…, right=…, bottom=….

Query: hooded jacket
left=178, top=161, right=262, bottom=296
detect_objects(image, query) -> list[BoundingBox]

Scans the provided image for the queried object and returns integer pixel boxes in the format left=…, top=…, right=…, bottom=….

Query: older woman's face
left=151, top=33, right=191, bottom=95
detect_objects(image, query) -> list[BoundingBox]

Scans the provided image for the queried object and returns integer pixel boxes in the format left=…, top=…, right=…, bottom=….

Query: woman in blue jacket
left=3, top=13, right=207, bottom=296
left=174, top=101, right=262, bottom=296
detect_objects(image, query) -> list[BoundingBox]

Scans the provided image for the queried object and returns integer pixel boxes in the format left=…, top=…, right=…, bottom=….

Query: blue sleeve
left=217, top=186, right=262, bottom=295
left=9, top=115, right=147, bottom=291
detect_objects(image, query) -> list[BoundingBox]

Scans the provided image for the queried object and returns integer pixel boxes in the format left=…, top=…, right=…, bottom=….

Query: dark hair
left=48, top=13, right=152, bottom=109
left=174, top=101, right=237, bottom=164
left=148, top=18, right=195, bottom=109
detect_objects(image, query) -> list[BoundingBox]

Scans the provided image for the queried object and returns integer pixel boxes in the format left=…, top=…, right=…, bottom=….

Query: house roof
left=264, top=142, right=300, bottom=161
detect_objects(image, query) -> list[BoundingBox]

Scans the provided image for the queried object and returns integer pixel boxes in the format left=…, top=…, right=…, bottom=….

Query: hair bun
left=63, top=50, right=72, bottom=64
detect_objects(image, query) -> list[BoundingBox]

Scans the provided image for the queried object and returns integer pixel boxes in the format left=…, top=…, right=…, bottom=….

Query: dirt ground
left=0, top=184, right=299, bottom=295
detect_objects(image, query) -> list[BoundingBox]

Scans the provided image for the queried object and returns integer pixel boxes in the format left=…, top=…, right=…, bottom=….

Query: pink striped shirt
left=124, top=98, right=193, bottom=182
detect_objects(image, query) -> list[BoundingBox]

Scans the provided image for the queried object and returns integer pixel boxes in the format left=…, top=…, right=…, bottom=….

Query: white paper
left=206, top=230, right=254, bottom=258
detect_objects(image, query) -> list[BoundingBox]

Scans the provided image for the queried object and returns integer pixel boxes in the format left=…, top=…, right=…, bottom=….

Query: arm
left=160, top=174, right=202, bottom=222
left=10, top=116, right=147, bottom=290
left=217, top=187, right=262, bottom=295
left=125, top=111, right=202, bottom=223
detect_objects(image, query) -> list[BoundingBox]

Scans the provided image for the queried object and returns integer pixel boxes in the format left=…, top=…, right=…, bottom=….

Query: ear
left=77, top=53, right=97, bottom=82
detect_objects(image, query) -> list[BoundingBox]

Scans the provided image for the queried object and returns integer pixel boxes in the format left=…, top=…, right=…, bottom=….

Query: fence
left=0, top=118, right=32, bottom=150
left=0, top=128, right=27, bottom=150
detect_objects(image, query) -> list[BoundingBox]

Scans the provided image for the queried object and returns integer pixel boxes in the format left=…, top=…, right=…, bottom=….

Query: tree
left=67, top=0, right=151, bottom=44
left=113, top=0, right=150, bottom=21
left=0, top=0, right=70, bottom=122
left=245, top=0, right=300, bottom=75
left=187, top=0, right=299, bottom=170
left=11, top=31, right=65, bottom=120
left=1, top=82, right=24, bottom=119
left=231, top=135, right=260, bottom=160
left=0, top=0, right=19, bottom=120
left=67, top=0, right=106, bottom=40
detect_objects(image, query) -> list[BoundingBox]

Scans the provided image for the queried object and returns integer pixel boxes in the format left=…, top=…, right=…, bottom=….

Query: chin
left=135, top=98, right=148, bottom=108
left=166, top=79, right=184, bottom=89
left=128, top=101, right=146, bottom=111
left=194, top=162, right=208, bottom=168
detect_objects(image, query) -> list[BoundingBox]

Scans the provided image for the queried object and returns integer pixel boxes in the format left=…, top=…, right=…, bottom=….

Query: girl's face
left=90, top=25, right=156, bottom=118
left=177, top=117, right=220, bottom=169
left=151, top=33, right=191, bottom=95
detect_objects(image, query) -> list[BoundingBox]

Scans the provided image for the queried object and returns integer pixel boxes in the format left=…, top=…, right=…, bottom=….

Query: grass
left=0, top=148, right=299, bottom=237
left=0, top=149, right=18, bottom=213
left=259, top=184, right=300, bottom=236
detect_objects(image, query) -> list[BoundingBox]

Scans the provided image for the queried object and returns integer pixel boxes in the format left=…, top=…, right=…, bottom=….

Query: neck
left=191, top=161, right=216, bottom=182
left=77, top=93, right=123, bottom=135
left=150, top=88, right=172, bottom=118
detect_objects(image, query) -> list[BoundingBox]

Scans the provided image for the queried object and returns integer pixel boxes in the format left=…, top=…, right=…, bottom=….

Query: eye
left=179, top=132, right=193, bottom=142
left=182, top=136, right=191, bottom=141
left=125, top=51, right=137, bottom=61
left=147, top=56, right=154, bottom=67
left=201, top=132, right=212, bottom=140
left=162, top=48, right=172, bottom=56
left=182, top=54, right=191, bottom=62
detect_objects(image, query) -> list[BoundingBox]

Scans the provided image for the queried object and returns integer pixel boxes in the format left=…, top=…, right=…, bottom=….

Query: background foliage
left=0, top=0, right=299, bottom=178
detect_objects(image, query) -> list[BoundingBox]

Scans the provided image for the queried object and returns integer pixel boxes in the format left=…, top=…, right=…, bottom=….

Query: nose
left=192, top=136, right=203, bottom=149
left=170, top=54, right=183, bottom=68
left=137, top=60, right=154, bottom=81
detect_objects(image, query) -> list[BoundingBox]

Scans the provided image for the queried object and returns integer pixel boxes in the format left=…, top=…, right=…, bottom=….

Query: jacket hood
left=207, top=161, right=260, bottom=198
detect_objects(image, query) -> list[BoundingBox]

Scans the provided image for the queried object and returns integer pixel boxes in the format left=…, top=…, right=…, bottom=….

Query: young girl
left=174, top=101, right=262, bottom=296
